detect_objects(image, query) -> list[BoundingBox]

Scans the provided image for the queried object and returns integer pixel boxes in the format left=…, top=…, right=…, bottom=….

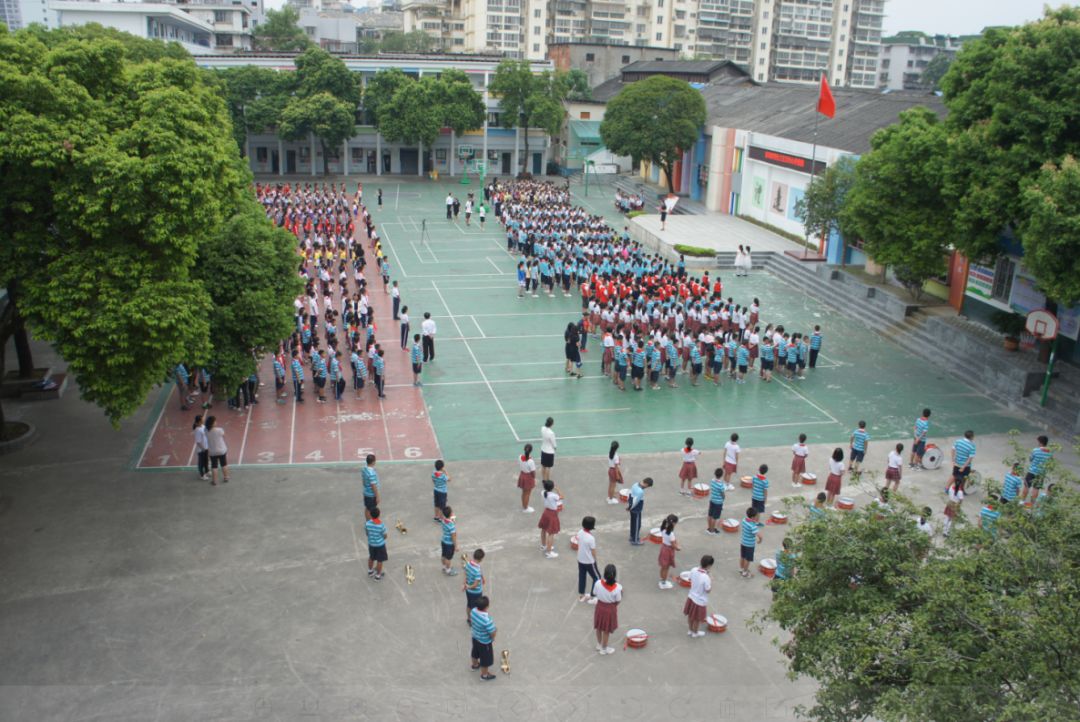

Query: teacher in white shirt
left=421, top=312, right=437, bottom=362
left=540, top=417, right=557, bottom=482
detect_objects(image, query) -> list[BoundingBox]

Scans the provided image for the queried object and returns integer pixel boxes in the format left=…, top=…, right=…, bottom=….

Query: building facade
left=548, top=41, right=680, bottom=87
left=195, top=53, right=555, bottom=178
left=49, top=1, right=217, bottom=54
left=181, top=0, right=263, bottom=52
left=1, top=0, right=59, bottom=30
left=879, top=32, right=963, bottom=90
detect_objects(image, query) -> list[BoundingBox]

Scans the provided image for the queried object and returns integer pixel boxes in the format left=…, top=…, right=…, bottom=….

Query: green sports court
left=375, top=179, right=1029, bottom=463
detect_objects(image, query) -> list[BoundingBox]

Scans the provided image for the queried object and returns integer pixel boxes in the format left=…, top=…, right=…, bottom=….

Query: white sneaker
left=598, top=647, right=609, bottom=655
left=693, top=631, right=707, bottom=638
left=545, top=551, right=559, bottom=559
left=688, top=630, right=694, bottom=637
left=587, top=597, right=598, bottom=605
left=579, top=595, right=591, bottom=603
left=659, top=581, right=673, bottom=590
left=522, top=507, right=534, bottom=513
left=604, top=647, right=615, bottom=655
left=596, top=643, right=604, bottom=652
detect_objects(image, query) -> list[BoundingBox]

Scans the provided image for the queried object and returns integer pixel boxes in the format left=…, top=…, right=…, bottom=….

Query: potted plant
left=991, top=310, right=1026, bottom=351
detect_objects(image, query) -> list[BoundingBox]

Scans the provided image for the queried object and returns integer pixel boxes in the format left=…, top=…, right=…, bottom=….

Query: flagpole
left=805, top=109, right=821, bottom=260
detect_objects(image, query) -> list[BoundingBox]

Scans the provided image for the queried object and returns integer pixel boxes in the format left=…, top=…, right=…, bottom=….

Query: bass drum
left=922, top=444, right=943, bottom=470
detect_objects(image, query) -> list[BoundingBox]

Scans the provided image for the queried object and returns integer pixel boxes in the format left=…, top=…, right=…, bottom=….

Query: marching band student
left=362, top=453, right=380, bottom=521
left=916, top=508, right=933, bottom=536
left=365, top=506, right=388, bottom=581
left=738, top=508, right=763, bottom=578
left=809, top=492, right=828, bottom=520
left=432, top=459, right=451, bottom=522
left=1001, top=463, right=1023, bottom=504
left=606, top=441, right=623, bottom=505
left=440, top=506, right=459, bottom=576
left=678, top=437, right=701, bottom=496
left=885, top=443, right=904, bottom=492
left=751, top=464, right=769, bottom=515
left=808, top=325, right=823, bottom=369
left=706, top=468, right=726, bottom=535
left=825, top=448, right=845, bottom=507
left=351, top=345, right=366, bottom=399
left=576, top=516, right=600, bottom=604
left=463, top=549, right=486, bottom=624
left=469, top=596, right=498, bottom=681
left=627, top=477, right=653, bottom=545
left=849, top=420, right=870, bottom=476
left=1021, top=435, right=1053, bottom=502
left=772, top=538, right=796, bottom=593
left=517, top=443, right=537, bottom=513
left=791, top=434, right=809, bottom=486
left=684, top=555, right=714, bottom=637
left=910, top=408, right=931, bottom=469
left=657, top=514, right=681, bottom=590
left=592, top=564, right=622, bottom=655
left=410, top=333, right=424, bottom=387
left=723, top=433, right=740, bottom=486
left=538, top=480, right=562, bottom=558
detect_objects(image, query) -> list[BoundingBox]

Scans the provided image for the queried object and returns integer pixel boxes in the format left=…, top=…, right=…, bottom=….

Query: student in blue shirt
left=1022, top=435, right=1053, bottom=502
left=313, top=349, right=328, bottom=403
left=273, top=355, right=286, bottom=404
left=372, top=346, right=386, bottom=399
left=464, top=549, right=486, bottom=623
left=1001, top=463, right=1023, bottom=503
left=705, top=468, right=726, bottom=535
left=738, top=507, right=763, bottom=577
left=626, top=477, right=654, bottom=545
left=432, top=459, right=451, bottom=521
left=808, top=325, right=823, bottom=369
left=365, top=506, right=388, bottom=580
left=910, top=409, right=931, bottom=469
left=613, top=342, right=627, bottom=391
left=751, top=464, right=769, bottom=514
left=351, top=348, right=366, bottom=398
left=951, top=430, right=976, bottom=484
left=331, top=351, right=344, bottom=401
left=290, top=350, right=305, bottom=403
left=440, top=506, right=459, bottom=576
left=630, top=340, right=647, bottom=391
left=688, top=343, right=703, bottom=386
left=773, top=537, right=796, bottom=588
left=470, top=596, right=498, bottom=680
left=849, top=420, right=870, bottom=475
left=411, top=333, right=424, bottom=387
left=736, top=342, right=750, bottom=384
left=361, top=453, right=380, bottom=519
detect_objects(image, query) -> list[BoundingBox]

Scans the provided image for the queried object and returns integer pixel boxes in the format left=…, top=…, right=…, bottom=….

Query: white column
left=278, top=137, right=284, bottom=177
left=310, top=133, right=316, bottom=177
left=418, top=139, right=424, bottom=177
left=482, top=72, right=489, bottom=175
left=343, top=140, right=349, bottom=176
left=376, top=133, right=382, bottom=176
left=450, top=130, right=456, bottom=177
left=513, top=126, right=520, bottom=176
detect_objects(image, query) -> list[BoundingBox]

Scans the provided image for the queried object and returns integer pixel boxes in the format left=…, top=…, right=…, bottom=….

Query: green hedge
left=626, top=210, right=647, bottom=219
left=674, top=244, right=716, bottom=257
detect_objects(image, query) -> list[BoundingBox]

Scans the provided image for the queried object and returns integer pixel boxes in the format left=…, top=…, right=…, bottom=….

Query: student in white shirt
left=517, top=443, right=537, bottom=513
left=606, top=441, right=623, bottom=504
left=538, top=480, right=562, bottom=558
left=791, top=433, right=809, bottom=486
left=540, top=416, right=557, bottom=481
left=657, top=514, right=681, bottom=590
left=576, top=517, right=600, bottom=603
left=192, top=415, right=209, bottom=481
left=885, top=442, right=904, bottom=492
left=723, top=433, right=741, bottom=484
left=421, top=312, right=437, bottom=362
left=684, top=554, right=714, bottom=638
left=592, top=564, right=623, bottom=655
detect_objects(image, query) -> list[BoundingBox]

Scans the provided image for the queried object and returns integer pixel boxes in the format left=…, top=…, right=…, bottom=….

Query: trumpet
left=395, top=519, right=408, bottom=534
left=405, top=564, right=415, bottom=585
left=461, top=552, right=469, bottom=567
left=500, top=649, right=510, bottom=674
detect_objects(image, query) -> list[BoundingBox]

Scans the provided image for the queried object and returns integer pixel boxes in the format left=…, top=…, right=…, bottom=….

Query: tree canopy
left=600, top=75, right=706, bottom=192
left=795, top=155, right=856, bottom=251
left=276, top=47, right=360, bottom=174
left=0, top=25, right=297, bottom=423
left=252, top=6, right=312, bottom=52
left=489, top=60, right=575, bottom=176
left=763, top=439, right=1080, bottom=721
left=362, top=30, right=438, bottom=54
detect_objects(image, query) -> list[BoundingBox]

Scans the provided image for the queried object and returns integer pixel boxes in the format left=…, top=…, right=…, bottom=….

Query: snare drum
left=922, top=444, right=943, bottom=470
left=619, top=488, right=631, bottom=502
left=740, top=475, right=754, bottom=489
left=649, top=527, right=663, bottom=544
left=626, top=628, right=648, bottom=649
left=692, top=482, right=709, bottom=498
left=569, top=534, right=579, bottom=551
left=836, top=497, right=856, bottom=510
left=800, top=472, right=817, bottom=485
left=678, top=570, right=692, bottom=588
left=721, top=518, right=740, bottom=533
left=759, top=558, right=777, bottom=577
left=706, top=614, right=728, bottom=633
left=770, top=511, right=788, bottom=524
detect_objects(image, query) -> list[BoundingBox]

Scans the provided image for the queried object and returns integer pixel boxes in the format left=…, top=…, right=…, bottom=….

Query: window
left=534, top=26, right=540, bottom=35
left=906, top=59, right=913, bottom=68
left=763, top=11, right=768, bottom=18
left=656, top=32, right=663, bottom=41
left=991, top=257, right=1015, bottom=302
left=837, top=63, right=842, bottom=70
left=533, top=43, right=540, bottom=51
left=622, top=54, right=630, bottom=63
left=214, top=10, right=228, bottom=22
left=580, top=111, right=591, bottom=119
left=351, top=147, right=363, bottom=163
left=534, top=8, right=541, bottom=16
left=758, top=57, right=765, bottom=65
left=256, top=147, right=268, bottom=163
left=657, top=15, right=663, bottom=24
left=657, top=0, right=663, bottom=5
left=487, top=111, right=501, bottom=125
left=841, top=19, right=846, bottom=26
left=760, top=42, right=766, bottom=49
left=761, top=27, right=767, bottom=34
left=758, top=73, right=764, bottom=80
left=586, top=52, right=595, bottom=61
left=840, top=34, right=845, bottom=41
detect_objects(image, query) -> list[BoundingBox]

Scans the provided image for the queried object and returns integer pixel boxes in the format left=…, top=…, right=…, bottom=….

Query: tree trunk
left=321, top=140, right=330, bottom=175
left=521, top=120, right=531, bottom=176
left=4, top=281, right=34, bottom=377
left=662, top=161, right=675, bottom=194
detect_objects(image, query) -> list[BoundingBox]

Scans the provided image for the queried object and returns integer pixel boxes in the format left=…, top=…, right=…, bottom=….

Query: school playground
left=135, top=179, right=1029, bottom=471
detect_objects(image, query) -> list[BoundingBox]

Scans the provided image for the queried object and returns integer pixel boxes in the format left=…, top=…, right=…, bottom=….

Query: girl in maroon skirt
left=825, top=447, right=845, bottom=506
left=657, top=514, right=680, bottom=590
left=606, top=440, right=623, bottom=504
left=683, top=555, right=713, bottom=638
left=593, top=564, right=622, bottom=655
left=791, top=433, right=809, bottom=486
left=518, top=443, right=537, bottom=513
left=538, top=479, right=562, bottom=558
left=679, top=437, right=701, bottom=496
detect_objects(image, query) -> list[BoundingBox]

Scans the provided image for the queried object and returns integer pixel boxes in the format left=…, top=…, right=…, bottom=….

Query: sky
left=265, top=0, right=1058, bottom=37
left=881, top=0, right=1056, bottom=36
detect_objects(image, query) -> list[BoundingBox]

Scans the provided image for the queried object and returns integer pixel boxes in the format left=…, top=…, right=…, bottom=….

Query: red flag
left=817, top=73, right=836, bottom=119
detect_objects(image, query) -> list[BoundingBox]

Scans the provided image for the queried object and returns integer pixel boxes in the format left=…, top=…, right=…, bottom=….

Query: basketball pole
left=1039, top=335, right=1059, bottom=407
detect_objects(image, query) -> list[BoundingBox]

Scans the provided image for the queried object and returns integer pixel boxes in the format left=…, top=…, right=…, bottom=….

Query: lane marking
left=554, top=419, right=836, bottom=442
left=238, top=404, right=253, bottom=464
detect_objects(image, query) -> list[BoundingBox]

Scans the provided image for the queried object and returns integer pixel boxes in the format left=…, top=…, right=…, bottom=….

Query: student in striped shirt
left=808, top=325, right=823, bottom=369
left=759, top=337, right=775, bottom=383
left=706, top=468, right=726, bottom=535
left=372, top=346, right=386, bottom=399
left=951, top=430, right=976, bottom=485
left=1021, top=435, right=1053, bottom=502
left=469, top=596, right=498, bottom=680
left=331, top=351, right=345, bottom=401
left=351, top=347, right=366, bottom=399
left=361, top=454, right=380, bottom=520
left=313, top=349, right=328, bottom=403
left=849, top=421, right=870, bottom=475
left=738, top=507, right=763, bottom=578
left=773, top=537, right=796, bottom=592
left=736, top=342, right=750, bottom=384
left=432, top=459, right=451, bottom=522
left=688, top=343, right=703, bottom=387
left=365, top=506, right=388, bottom=580
left=410, top=333, right=423, bottom=387
left=440, top=506, right=459, bottom=576
left=1001, top=463, right=1023, bottom=503
left=463, top=549, right=486, bottom=624
left=808, top=492, right=827, bottom=520
left=910, top=409, right=931, bottom=470
left=979, top=495, right=1000, bottom=537
left=751, top=464, right=769, bottom=515
left=273, top=354, right=287, bottom=404
left=290, top=350, right=305, bottom=403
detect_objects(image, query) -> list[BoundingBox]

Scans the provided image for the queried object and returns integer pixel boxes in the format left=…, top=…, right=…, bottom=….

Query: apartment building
left=1, top=0, right=58, bottom=30
left=879, top=32, right=963, bottom=90
left=180, top=0, right=264, bottom=51
left=403, top=0, right=884, bottom=87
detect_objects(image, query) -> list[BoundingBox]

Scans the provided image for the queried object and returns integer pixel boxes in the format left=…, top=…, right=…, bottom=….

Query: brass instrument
left=405, top=564, right=415, bottom=585
left=395, top=519, right=408, bottom=534
left=500, top=649, right=510, bottom=674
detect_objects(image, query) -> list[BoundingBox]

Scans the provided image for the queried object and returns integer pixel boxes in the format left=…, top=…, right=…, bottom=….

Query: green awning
left=570, top=120, right=603, bottom=144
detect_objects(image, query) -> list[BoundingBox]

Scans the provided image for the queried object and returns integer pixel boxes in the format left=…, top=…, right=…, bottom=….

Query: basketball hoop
left=1025, top=309, right=1059, bottom=340
left=457, top=144, right=475, bottom=160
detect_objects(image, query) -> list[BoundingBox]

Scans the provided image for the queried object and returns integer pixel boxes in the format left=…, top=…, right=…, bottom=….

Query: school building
left=194, top=53, right=555, bottom=178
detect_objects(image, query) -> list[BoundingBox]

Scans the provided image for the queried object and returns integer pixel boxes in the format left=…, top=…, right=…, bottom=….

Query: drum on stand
left=923, top=444, right=943, bottom=470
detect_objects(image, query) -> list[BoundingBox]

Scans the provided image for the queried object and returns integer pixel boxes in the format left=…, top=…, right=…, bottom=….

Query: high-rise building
left=1, top=0, right=59, bottom=30
left=403, top=0, right=884, bottom=86
left=879, top=32, right=964, bottom=90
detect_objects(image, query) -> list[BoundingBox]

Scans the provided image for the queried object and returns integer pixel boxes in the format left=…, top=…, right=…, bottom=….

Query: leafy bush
left=674, top=244, right=715, bottom=257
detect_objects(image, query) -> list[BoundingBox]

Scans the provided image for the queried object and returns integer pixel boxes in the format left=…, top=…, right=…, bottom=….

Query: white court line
left=186, top=442, right=197, bottom=467
left=483, top=360, right=566, bottom=366
left=402, top=272, right=506, bottom=279
left=335, top=396, right=344, bottom=462
left=469, top=315, right=486, bottom=338
left=394, top=185, right=400, bottom=210
left=505, top=407, right=631, bottom=416
left=238, top=404, right=253, bottom=464
left=773, top=377, right=840, bottom=424
left=138, top=388, right=172, bottom=467
left=409, top=241, right=437, bottom=264
left=430, top=280, right=521, bottom=441
left=406, top=285, right=509, bottom=292
left=440, top=334, right=564, bottom=341
left=380, top=224, right=409, bottom=279
left=378, top=396, right=393, bottom=460
left=288, top=392, right=297, bottom=464
left=486, top=257, right=506, bottom=274
left=553, top=419, right=836, bottom=442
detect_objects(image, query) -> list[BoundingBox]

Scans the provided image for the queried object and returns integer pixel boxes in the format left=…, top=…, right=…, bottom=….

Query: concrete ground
left=3, top=338, right=1077, bottom=721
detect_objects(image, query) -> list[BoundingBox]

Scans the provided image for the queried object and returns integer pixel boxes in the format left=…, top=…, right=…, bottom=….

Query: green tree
left=363, top=67, right=409, bottom=127
left=563, top=69, right=591, bottom=101
left=253, top=6, right=311, bottom=52
left=375, top=76, right=440, bottom=169
left=794, top=155, right=856, bottom=253
left=941, top=9, right=1080, bottom=268
left=213, top=65, right=295, bottom=154
left=1020, top=156, right=1080, bottom=306
left=278, top=91, right=357, bottom=175
left=920, top=52, right=952, bottom=91
left=762, top=455, right=1080, bottom=722
left=294, top=45, right=361, bottom=108
left=192, top=202, right=302, bottom=392
left=375, top=30, right=438, bottom=53
left=489, top=60, right=574, bottom=176
left=600, top=75, right=706, bottom=192
left=0, top=26, right=240, bottom=424
left=841, top=108, right=952, bottom=297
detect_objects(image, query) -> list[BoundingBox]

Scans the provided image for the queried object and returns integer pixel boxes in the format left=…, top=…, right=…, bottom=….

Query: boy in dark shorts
left=440, top=506, right=458, bottom=576
left=464, top=549, right=486, bottom=623
left=470, top=596, right=497, bottom=680
left=738, top=507, right=763, bottom=578
left=706, top=468, right=726, bottom=535
left=365, top=506, right=388, bottom=580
